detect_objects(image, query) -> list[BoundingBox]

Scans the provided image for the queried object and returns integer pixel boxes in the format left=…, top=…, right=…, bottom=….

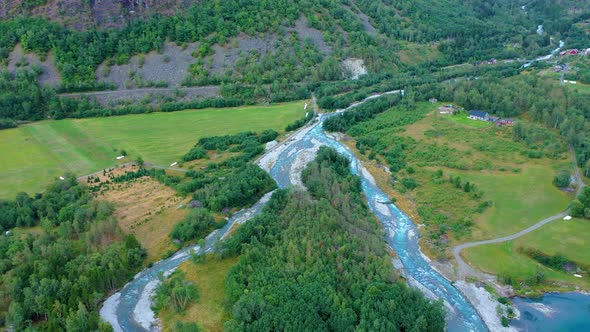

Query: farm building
left=468, top=110, right=490, bottom=121
left=496, top=119, right=514, bottom=126
left=439, top=105, right=457, bottom=114
left=560, top=49, right=580, bottom=56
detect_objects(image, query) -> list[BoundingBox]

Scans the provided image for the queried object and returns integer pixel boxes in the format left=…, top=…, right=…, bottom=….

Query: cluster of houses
left=468, top=110, right=514, bottom=126
left=560, top=49, right=590, bottom=56
left=437, top=104, right=515, bottom=126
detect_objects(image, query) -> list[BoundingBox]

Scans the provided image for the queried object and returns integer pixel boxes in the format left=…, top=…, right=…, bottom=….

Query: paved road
left=452, top=147, right=586, bottom=279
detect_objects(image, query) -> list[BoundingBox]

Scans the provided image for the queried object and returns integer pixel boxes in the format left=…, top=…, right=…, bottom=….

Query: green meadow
left=444, top=113, right=493, bottom=128
left=464, top=218, right=590, bottom=292
left=0, top=102, right=306, bottom=198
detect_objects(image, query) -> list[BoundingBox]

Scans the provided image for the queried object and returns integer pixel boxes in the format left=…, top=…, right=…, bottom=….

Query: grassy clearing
left=466, top=164, right=571, bottom=239
left=96, top=172, right=188, bottom=262
left=160, top=256, right=239, bottom=332
left=0, top=101, right=306, bottom=198
left=569, top=82, right=590, bottom=94
left=0, top=127, right=66, bottom=199
left=403, top=109, right=570, bottom=243
left=443, top=113, right=493, bottom=128
left=398, top=42, right=444, bottom=65
left=463, top=218, right=590, bottom=293
left=346, top=102, right=572, bottom=257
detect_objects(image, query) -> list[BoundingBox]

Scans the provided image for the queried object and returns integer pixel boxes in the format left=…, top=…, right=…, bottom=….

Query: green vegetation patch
left=218, top=147, right=445, bottom=330
left=0, top=102, right=304, bottom=198
left=463, top=218, right=590, bottom=293
left=160, top=256, right=239, bottom=332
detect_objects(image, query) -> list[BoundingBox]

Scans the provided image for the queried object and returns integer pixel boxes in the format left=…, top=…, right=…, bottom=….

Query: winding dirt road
left=452, top=147, right=586, bottom=279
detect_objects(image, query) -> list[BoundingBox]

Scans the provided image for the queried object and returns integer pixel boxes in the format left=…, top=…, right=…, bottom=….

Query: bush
left=183, top=147, right=207, bottom=161
left=258, top=129, right=279, bottom=143
left=553, top=170, right=571, bottom=188
left=401, top=178, right=418, bottom=190
left=0, top=118, right=17, bottom=129
left=570, top=200, right=585, bottom=217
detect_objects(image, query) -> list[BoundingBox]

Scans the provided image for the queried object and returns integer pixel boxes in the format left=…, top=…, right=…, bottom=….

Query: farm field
left=0, top=102, right=306, bottom=198
left=463, top=218, right=590, bottom=292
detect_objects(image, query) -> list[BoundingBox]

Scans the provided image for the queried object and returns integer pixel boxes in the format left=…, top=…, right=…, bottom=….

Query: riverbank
left=332, top=132, right=513, bottom=331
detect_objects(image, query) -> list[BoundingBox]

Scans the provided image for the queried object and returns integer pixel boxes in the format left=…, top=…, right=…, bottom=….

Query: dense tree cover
left=170, top=209, right=225, bottom=242
left=323, top=93, right=401, bottom=132
left=192, top=164, right=276, bottom=212
left=0, top=175, right=146, bottom=330
left=317, top=62, right=521, bottom=110
left=188, top=132, right=267, bottom=158
left=0, top=0, right=586, bottom=126
left=570, top=187, right=590, bottom=219
left=152, top=271, right=199, bottom=314
left=565, top=58, right=590, bottom=85
left=177, top=130, right=280, bottom=198
left=0, top=68, right=55, bottom=121
left=1, top=0, right=579, bottom=87
left=182, top=130, right=277, bottom=170
left=0, top=65, right=251, bottom=121
left=218, top=147, right=445, bottom=331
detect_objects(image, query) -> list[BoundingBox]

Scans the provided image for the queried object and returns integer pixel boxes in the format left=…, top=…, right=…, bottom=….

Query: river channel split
left=101, top=91, right=488, bottom=331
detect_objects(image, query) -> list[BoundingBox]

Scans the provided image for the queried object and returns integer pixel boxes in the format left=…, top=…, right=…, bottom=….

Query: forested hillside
left=1, top=0, right=588, bottom=124
left=217, top=147, right=445, bottom=330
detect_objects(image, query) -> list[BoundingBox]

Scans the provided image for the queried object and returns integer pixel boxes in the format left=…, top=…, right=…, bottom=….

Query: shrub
left=553, top=170, right=571, bottom=188
left=183, top=147, right=207, bottom=161
left=401, top=178, right=418, bottom=190
left=152, top=271, right=199, bottom=313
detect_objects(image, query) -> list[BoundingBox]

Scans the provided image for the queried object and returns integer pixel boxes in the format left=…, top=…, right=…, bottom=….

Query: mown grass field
left=466, top=164, right=571, bottom=238
left=0, top=102, right=306, bottom=198
left=443, top=113, right=493, bottom=128
left=160, top=256, right=239, bottom=332
left=463, top=218, right=590, bottom=292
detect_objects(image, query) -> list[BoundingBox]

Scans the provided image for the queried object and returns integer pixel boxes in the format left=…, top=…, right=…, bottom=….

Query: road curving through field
left=452, top=147, right=586, bottom=279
